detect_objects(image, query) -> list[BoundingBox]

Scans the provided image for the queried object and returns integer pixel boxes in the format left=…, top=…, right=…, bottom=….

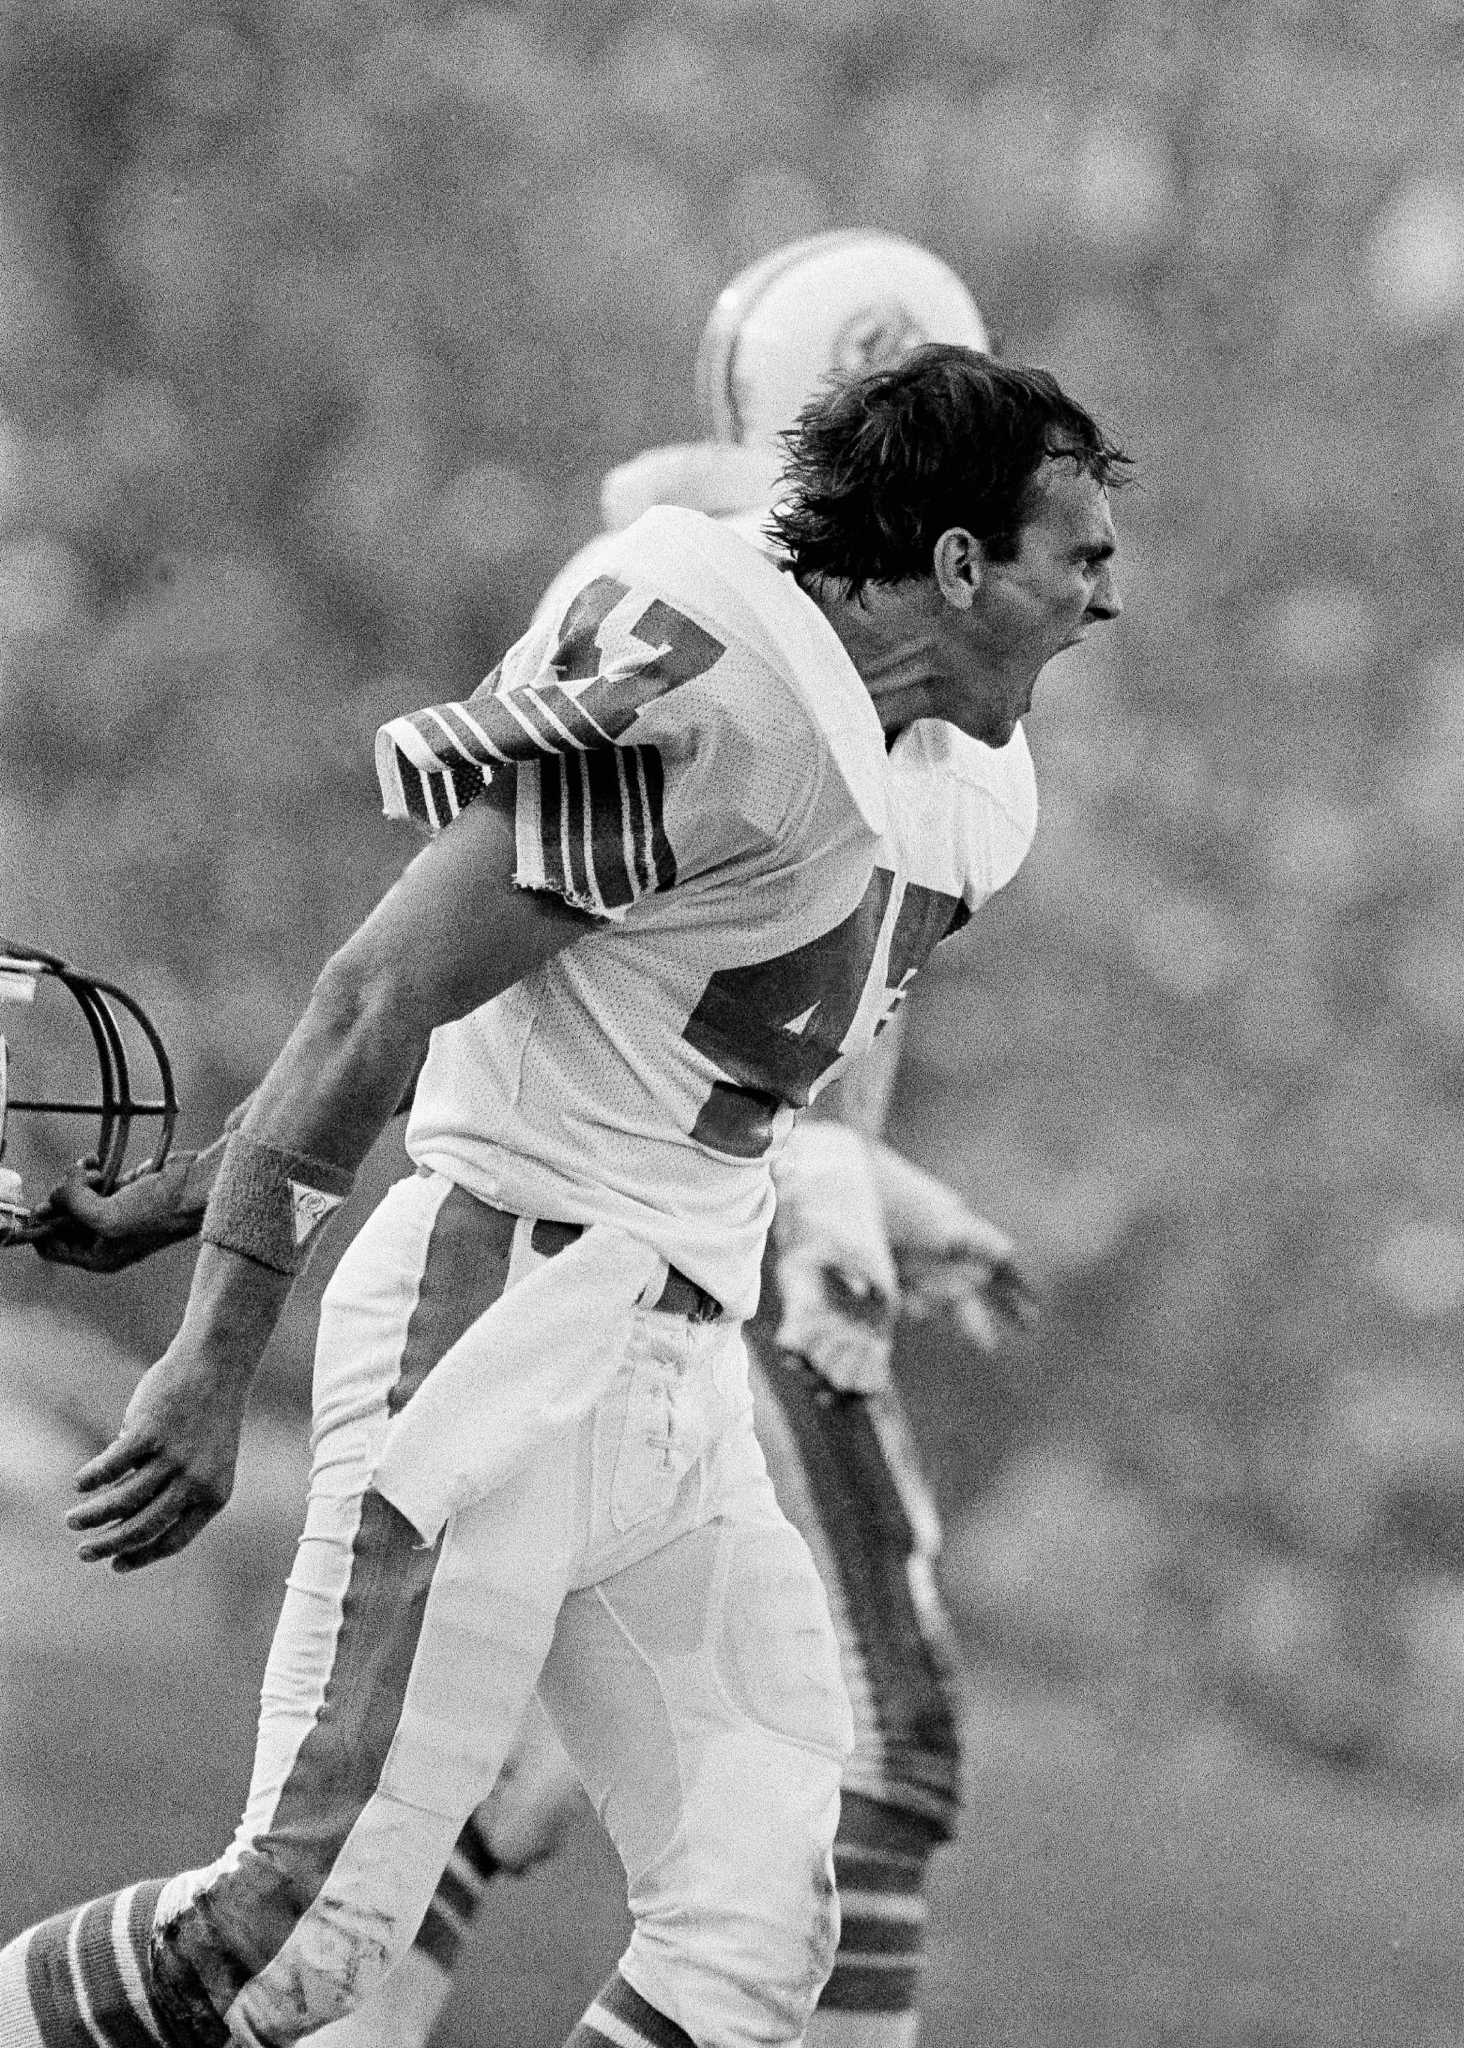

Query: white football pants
left=149, top=1170, right=852, bottom=2048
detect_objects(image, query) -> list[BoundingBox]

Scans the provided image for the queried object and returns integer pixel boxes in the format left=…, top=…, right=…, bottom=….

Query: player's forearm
left=868, top=1138, right=995, bottom=1251
left=171, top=959, right=428, bottom=1387
left=232, top=951, right=428, bottom=1173
left=164, top=1047, right=419, bottom=1239
left=230, top=791, right=587, bottom=1171
left=170, top=1239, right=296, bottom=1385
left=190, top=797, right=589, bottom=1328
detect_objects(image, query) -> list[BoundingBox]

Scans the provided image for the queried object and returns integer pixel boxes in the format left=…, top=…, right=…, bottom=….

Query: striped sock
left=410, top=1814, right=501, bottom=1975
left=562, top=1970, right=696, bottom=2048
left=0, top=1882, right=169, bottom=2048
left=816, top=1797, right=939, bottom=2020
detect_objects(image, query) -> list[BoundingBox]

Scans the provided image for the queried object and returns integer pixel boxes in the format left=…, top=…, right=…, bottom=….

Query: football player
left=9, top=266, right=1126, bottom=2048
left=517, top=233, right=1046, bottom=2048
left=32, top=235, right=1050, bottom=2048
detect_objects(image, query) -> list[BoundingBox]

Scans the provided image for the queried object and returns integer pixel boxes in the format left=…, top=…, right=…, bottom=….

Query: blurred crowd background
left=3, top=0, right=1464, bottom=1940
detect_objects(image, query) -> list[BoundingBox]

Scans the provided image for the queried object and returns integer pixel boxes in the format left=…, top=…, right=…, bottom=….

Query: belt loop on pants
left=411, top=1170, right=722, bottom=1323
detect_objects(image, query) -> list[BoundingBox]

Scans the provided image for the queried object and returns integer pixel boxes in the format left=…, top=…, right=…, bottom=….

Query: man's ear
left=932, top=527, right=983, bottom=610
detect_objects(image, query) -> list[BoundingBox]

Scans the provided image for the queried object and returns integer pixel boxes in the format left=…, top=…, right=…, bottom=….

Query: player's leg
left=171, top=1180, right=585, bottom=2046
left=560, top=1971, right=698, bottom=2048
left=544, top=1376, right=853, bottom=2048
left=0, top=1883, right=168, bottom=2048
left=748, top=1352, right=964, bottom=2048
left=467, top=1696, right=586, bottom=1877
left=805, top=1796, right=947, bottom=2048
left=302, top=1703, right=585, bottom=2048
left=149, top=1461, right=571, bottom=2048
left=0, top=1174, right=571, bottom=2048
left=0, top=1625, right=570, bottom=2048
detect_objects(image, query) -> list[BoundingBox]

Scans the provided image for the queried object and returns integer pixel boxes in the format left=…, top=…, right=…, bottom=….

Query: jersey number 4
left=683, top=869, right=963, bottom=1158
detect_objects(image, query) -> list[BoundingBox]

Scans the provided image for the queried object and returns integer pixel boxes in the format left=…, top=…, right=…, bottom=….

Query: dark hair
left=766, top=342, right=1132, bottom=595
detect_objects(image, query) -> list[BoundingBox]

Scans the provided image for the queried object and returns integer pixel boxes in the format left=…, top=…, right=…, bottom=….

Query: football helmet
left=0, top=942, right=178, bottom=1248
left=695, top=229, right=990, bottom=450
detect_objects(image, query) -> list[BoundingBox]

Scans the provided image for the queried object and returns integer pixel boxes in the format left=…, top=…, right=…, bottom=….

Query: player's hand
left=772, top=1119, right=900, bottom=1394
left=895, top=1215, right=1039, bottom=1351
left=64, top=1335, right=251, bottom=1571
left=867, top=1142, right=1038, bottom=1351
left=32, top=1150, right=212, bottom=1272
left=774, top=1247, right=897, bottom=1395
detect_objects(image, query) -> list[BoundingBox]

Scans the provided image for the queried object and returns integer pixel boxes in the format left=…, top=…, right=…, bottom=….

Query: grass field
left=6, top=1405, right=1464, bottom=2048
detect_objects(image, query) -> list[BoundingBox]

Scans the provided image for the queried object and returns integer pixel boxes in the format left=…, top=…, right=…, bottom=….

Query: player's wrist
left=174, top=1134, right=227, bottom=1217
left=170, top=1238, right=299, bottom=1380
left=200, top=1130, right=353, bottom=1276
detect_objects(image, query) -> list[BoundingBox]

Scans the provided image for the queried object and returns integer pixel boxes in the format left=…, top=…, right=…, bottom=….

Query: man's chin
left=954, top=700, right=1024, bottom=749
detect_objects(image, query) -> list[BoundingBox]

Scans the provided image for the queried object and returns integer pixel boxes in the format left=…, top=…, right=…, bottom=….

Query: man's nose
left=1088, top=566, right=1122, bottom=621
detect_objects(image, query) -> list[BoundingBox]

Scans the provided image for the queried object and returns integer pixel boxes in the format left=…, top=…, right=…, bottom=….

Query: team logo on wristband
left=290, top=1181, right=344, bottom=1247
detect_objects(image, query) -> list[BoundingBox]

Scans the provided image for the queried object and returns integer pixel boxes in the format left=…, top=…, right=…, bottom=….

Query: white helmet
left=695, top=229, right=990, bottom=451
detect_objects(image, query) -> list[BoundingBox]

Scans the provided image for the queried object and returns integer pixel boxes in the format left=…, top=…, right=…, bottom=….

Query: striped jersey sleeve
left=375, top=554, right=809, bottom=921
left=510, top=745, right=679, bottom=916
left=373, top=566, right=710, bottom=834
left=375, top=686, right=545, bottom=834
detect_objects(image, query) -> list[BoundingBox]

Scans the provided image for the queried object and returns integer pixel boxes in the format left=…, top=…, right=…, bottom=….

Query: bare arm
left=237, top=781, right=588, bottom=1169
left=67, top=781, right=593, bottom=1571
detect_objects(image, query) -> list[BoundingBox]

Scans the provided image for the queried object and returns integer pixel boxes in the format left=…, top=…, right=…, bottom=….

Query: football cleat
left=0, top=942, right=178, bottom=1248
left=695, top=229, right=990, bottom=450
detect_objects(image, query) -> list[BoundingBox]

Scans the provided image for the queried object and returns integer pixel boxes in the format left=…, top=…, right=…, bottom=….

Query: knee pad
left=716, top=1518, right=853, bottom=1763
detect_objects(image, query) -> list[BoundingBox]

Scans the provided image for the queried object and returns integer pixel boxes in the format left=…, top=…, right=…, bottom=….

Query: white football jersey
left=376, top=507, right=1035, bottom=1318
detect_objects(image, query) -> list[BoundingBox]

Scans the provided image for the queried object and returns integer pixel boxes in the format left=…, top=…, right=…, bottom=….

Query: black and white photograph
left=0, top=3, right=1459, bottom=2044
